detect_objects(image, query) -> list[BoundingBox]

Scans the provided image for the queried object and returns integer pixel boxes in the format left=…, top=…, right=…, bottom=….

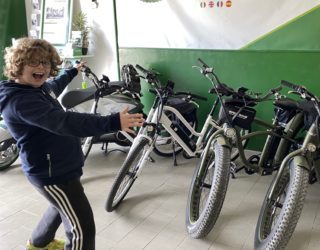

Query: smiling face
left=4, top=38, right=62, bottom=85
left=15, top=48, right=52, bottom=88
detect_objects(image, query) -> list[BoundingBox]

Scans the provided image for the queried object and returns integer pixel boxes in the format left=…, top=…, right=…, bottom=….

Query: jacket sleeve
left=12, top=92, right=122, bottom=137
left=47, top=67, right=79, bottom=97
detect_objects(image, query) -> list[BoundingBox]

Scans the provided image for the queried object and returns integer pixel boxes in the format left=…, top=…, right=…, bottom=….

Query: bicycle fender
left=290, top=155, right=310, bottom=171
left=214, top=134, right=231, bottom=149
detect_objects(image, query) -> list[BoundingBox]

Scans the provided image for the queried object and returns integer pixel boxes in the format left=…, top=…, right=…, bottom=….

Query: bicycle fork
left=130, top=134, right=155, bottom=178
left=268, top=123, right=318, bottom=199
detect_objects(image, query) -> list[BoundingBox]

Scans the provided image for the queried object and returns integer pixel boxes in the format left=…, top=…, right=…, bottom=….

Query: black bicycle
left=186, top=60, right=304, bottom=239
left=255, top=80, right=320, bottom=250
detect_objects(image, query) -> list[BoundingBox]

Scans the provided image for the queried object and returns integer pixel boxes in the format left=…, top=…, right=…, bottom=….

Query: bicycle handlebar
left=136, top=64, right=206, bottom=102
left=174, top=92, right=207, bottom=101
left=135, top=64, right=149, bottom=75
left=75, top=61, right=139, bottom=96
left=281, top=80, right=317, bottom=100
left=196, top=58, right=281, bottom=103
left=253, top=86, right=283, bottom=102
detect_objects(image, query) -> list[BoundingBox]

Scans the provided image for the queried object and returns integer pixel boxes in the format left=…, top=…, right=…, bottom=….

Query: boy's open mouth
left=32, top=72, right=45, bottom=80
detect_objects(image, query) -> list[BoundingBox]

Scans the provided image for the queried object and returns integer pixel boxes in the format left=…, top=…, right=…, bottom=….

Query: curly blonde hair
left=3, top=37, right=63, bottom=79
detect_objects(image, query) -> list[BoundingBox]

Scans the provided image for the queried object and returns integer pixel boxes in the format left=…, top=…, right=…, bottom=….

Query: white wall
left=79, top=0, right=118, bottom=77
left=70, top=0, right=118, bottom=89
left=25, top=0, right=118, bottom=89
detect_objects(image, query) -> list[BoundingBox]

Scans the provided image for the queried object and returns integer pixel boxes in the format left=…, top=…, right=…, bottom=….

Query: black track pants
left=30, top=178, right=95, bottom=250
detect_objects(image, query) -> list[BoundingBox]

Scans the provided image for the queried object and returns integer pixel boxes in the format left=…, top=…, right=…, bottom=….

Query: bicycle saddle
left=61, top=86, right=96, bottom=109
left=273, top=98, right=299, bottom=111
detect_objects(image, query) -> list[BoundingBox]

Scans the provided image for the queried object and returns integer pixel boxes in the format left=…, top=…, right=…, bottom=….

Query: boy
left=0, top=37, right=144, bottom=250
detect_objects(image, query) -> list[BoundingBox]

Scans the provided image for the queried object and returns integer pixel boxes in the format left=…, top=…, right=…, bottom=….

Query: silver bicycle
left=105, top=59, right=260, bottom=212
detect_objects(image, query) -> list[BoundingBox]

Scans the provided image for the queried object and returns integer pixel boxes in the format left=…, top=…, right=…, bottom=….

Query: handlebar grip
left=281, top=80, right=300, bottom=90
left=108, top=80, right=126, bottom=88
left=135, top=64, right=149, bottom=75
left=197, top=58, right=209, bottom=68
left=175, top=92, right=207, bottom=101
left=192, top=94, right=207, bottom=101
left=271, top=85, right=282, bottom=93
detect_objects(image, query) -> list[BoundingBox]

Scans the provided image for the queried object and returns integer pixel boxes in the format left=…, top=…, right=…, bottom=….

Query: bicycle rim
left=106, top=137, right=150, bottom=211
left=0, top=140, right=19, bottom=170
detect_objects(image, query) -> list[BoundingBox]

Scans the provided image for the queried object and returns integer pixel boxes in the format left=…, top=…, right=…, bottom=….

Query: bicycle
left=61, top=64, right=144, bottom=159
left=185, top=60, right=305, bottom=239
left=152, top=90, right=199, bottom=162
left=254, top=80, right=320, bottom=250
left=105, top=60, right=271, bottom=212
left=0, top=115, right=19, bottom=170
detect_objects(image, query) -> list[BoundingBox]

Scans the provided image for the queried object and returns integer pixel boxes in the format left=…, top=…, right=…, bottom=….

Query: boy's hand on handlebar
left=120, top=107, right=144, bottom=134
left=74, top=61, right=87, bottom=72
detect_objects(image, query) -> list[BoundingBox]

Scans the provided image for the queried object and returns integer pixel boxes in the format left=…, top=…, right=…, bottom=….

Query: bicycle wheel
left=0, top=138, right=19, bottom=170
left=153, top=118, right=198, bottom=157
left=82, top=136, right=93, bottom=159
left=254, top=157, right=309, bottom=250
left=186, top=138, right=231, bottom=238
left=105, top=137, right=150, bottom=212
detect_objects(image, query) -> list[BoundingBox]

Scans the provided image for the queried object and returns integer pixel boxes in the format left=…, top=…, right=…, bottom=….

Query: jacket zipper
left=47, top=154, right=52, bottom=177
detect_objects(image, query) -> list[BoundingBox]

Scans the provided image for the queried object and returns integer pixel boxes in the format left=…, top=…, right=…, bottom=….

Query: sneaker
left=26, top=239, right=65, bottom=250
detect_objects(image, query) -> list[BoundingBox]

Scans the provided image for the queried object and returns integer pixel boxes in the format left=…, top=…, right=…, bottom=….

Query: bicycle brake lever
left=288, top=90, right=301, bottom=96
left=192, top=65, right=203, bottom=73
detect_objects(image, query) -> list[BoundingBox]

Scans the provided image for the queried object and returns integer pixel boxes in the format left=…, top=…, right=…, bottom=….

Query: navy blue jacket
left=0, top=68, right=121, bottom=186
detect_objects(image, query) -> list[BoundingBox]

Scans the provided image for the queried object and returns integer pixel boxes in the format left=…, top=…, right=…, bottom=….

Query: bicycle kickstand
left=172, top=142, right=178, bottom=166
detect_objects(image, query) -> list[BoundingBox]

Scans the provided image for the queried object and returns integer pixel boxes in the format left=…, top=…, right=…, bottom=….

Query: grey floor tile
left=0, top=144, right=319, bottom=250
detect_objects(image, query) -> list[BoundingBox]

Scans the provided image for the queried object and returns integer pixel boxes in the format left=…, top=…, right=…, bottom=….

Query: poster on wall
left=116, top=0, right=320, bottom=50
left=42, top=0, right=70, bottom=45
left=29, top=0, right=42, bottom=39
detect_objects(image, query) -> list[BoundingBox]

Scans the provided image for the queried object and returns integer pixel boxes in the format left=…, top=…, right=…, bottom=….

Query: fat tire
left=0, top=139, right=19, bottom=170
left=105, top=137, right=150, bottom=212
left=186, top=140, right=231, bottom=238
left=254, top=159, right=309, bottom=250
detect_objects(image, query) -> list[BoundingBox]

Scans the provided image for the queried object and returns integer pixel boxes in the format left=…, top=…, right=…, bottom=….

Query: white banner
left=117, top=0, right=320, bottom=49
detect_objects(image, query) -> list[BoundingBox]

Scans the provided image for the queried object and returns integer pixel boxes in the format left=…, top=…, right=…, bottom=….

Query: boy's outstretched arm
left=119, top=107, right=144, bottom=134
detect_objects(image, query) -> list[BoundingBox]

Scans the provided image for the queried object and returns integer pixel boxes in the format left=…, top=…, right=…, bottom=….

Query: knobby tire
left=254, top=158, right=309, bottom=250
left=186, top=139, right=231, bottom=238
left=105, top=137, right=150, bottom=212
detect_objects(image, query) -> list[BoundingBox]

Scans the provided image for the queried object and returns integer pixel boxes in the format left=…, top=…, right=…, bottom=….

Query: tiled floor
left=0, top=144, right=319, bottom=250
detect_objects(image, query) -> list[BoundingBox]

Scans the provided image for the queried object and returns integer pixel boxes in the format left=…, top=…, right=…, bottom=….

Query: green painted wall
left=119, top=48, right=320, bottom=149
left=0, top=0, right=27, bottom=80
left=243, top=5, right=320, bottom=50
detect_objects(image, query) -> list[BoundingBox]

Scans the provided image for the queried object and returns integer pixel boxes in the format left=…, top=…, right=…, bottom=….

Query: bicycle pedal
left=261, top=170, right=273, bottom=176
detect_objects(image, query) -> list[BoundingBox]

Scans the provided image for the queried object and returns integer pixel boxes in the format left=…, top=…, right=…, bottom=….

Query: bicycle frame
left=269, top=121, right=320, bottom=196
left=139, top=102, right=219, bottom=154
left=134, top=88, right=302, bottom=179
left=129, top=91, right=224, bottom=178
left=235, top=111, right=304, bottom=174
